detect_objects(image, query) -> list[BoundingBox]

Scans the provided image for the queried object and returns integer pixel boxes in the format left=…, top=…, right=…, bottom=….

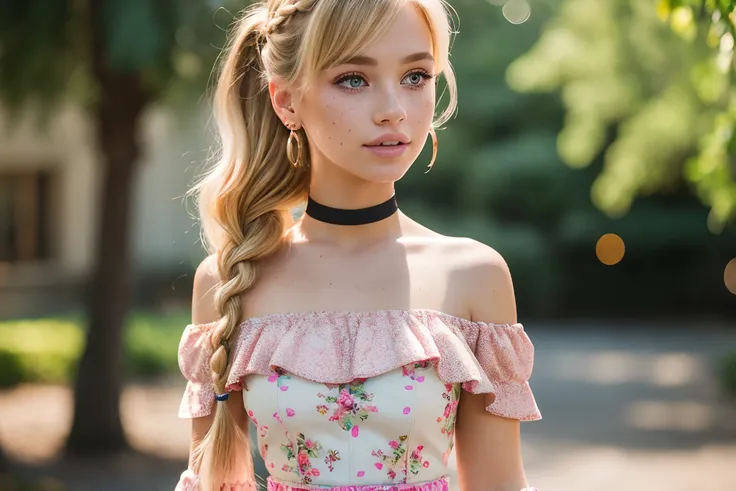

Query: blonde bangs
left=297, top=0, right=457, bottom=124
left=298, top=0, right=402, bottom=80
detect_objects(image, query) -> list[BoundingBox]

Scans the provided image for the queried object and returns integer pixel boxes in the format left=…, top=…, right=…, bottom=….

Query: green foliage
left=0, top=320, right=83, bottom=386
left=0, top=313, right=188, bottom=387
left=393, top=0, right=736, bottom=317
left=1, top=0, right=734, bottom=319
left=396, top=0, right=566, bottom=311
left=507, top=0, right=736, bottom=232
left=0, top=0, right=241, bottom=115
left=720, top=349, right=736, bottom=397
left=123, top=312, right=190, bottom=378
left=660, top=0, right=736, bottom=232
left=0, top=1, right=72, bottom=114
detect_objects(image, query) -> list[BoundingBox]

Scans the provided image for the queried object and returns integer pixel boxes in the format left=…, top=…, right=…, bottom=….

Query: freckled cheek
left=326, top=107, right=359, bottom=142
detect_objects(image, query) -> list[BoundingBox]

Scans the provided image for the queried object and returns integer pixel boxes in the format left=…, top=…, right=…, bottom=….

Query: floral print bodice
left=177, top=309, right=541, bottom=488
left=242, top=362, right=458, bottom=486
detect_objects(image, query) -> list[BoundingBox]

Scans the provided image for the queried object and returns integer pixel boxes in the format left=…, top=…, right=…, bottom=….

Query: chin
left=354, top=160, right=414, bottom=183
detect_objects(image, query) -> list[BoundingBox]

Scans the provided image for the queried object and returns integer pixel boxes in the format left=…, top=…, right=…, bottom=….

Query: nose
left=374, top=88, right=406, bottom=125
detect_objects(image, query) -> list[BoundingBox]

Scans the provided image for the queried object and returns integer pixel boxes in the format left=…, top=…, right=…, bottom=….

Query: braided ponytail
left=265, top=0, right=313, bottom=34
left=188, top=3, right=310, bottom=489
left=186, top=0, right=458, bottom=488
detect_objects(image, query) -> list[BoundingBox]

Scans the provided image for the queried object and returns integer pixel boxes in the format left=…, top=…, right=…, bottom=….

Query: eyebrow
left=341, top=51, right=434, bottom=66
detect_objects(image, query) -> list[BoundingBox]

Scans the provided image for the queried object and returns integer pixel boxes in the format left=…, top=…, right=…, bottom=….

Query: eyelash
left=334, top=69, right=435, bottom=92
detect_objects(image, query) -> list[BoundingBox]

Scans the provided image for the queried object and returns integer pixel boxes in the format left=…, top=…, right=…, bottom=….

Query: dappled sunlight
left=725, top=258, right=736, bottom=295
left=553, top=351, right=703, bottom=387
left=121, top=385, right=191, bottom=460
left=527, top=441, right=736, bottom=491
left=0, top=383, right=191, bottom=464
left=0, top=385, right=71, bottom=463
left=596, top=233, right=625, bottom=265
left=486, top=0, right=532, bottom=24
left=2, top=0, right=736, bottom=490
left=624, top=400, right=714, bottom=432
left=502, top=0, right=532, bottom=24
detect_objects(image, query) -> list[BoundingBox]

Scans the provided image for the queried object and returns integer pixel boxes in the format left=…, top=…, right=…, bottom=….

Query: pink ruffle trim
left=174, top=469, right=199, bottom=491
left=175, top=469, right=256, bottom=491
left=267, top=476, right=450, bottom=491
left=178, top=309, right=541, bottom=421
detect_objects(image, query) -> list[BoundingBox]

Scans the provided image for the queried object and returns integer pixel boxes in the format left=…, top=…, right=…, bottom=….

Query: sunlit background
left=0, top=0, right=735, bottom=490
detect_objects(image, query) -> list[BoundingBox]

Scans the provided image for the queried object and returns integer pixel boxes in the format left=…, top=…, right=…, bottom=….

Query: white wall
left=0, top=102, right=212, bottom=292
left=0, top=105, right=98, bottom=282
left=133, top=105, right=212, bottom=272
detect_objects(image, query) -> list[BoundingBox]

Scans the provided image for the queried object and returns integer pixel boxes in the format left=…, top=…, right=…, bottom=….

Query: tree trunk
left=65, top=0, right=150, bottom=455
left=0, top=444, right=7, bottom=472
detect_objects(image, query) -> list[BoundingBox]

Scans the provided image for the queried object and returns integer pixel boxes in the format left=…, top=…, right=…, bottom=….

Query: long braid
left=187, top=1, right=459, bottom=489
left=189, top=3, right=310, bottom=489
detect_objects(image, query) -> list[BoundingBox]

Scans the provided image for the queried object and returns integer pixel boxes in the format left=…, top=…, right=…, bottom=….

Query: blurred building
left=0, top=104, right=209, bottom=319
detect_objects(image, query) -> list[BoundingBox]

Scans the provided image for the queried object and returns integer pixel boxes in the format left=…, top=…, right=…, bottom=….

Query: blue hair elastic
left=215, top=393, right=229, bottom=402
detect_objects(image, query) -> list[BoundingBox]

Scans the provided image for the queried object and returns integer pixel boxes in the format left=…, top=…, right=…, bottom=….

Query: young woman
left=175, top=1, right=542, bottom=490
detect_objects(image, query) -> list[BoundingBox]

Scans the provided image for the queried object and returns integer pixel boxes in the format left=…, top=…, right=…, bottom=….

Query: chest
left=246, top=242, right=460, bottom=315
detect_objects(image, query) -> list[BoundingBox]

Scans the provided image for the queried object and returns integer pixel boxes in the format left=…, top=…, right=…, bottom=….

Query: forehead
left=350, top=3, right=434, bottom=63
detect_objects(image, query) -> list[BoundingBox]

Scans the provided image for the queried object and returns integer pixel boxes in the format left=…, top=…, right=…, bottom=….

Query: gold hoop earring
left=425, top=128, right=438, bottom=171
left=286, top=128, right=304, bottom=168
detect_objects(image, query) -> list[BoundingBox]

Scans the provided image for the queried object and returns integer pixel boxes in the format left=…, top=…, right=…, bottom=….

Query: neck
left=297, top=184, right=403, bottom=247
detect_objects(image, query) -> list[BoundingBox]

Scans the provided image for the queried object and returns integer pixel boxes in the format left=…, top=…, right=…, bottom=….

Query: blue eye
left=406, top=73, right=423, bottom=85
left=336, top=74, right=367, bottom=90
left=334, top=70, right=434, bottom=92
left=402, top=70, right=433, bottom=87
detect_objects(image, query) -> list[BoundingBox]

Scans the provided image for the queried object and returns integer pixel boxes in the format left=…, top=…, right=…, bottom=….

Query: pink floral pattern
left=280, top=433, right=335, bottom=484
left=268, top=368, right=292, bottom=391
left=439, top=383, right=461, bottom=434
left=371, top=435, right=409, bottom=482
left=402, top=361, right=431, bottom=381
left=408, top=445, right=430, bottom=476
left=265, top=476, right=450, bottom=491
left=177, top=309, right=542, bottom=489
left=438, top=382, right=461, bottom=465
left=177, top=309, right=540, bottom=421
left=324, top=449, right=341, bottom=472
left=317, top=380, right=378, bottom=436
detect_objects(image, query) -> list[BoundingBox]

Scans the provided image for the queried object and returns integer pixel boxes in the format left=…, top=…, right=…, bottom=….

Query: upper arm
left=455, top=243, right=528, bottom=491
left=188, top=255, right=248, bottom=464
left=192, top=254, right=220, bottom=325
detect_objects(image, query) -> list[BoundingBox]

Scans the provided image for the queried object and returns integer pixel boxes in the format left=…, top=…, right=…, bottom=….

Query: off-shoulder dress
left=175, top=309, right=541, bottom=491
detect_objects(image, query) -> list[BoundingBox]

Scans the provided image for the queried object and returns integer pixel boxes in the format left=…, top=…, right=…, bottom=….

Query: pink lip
left=365, top=133, right=410, bottom=146
left=364, top=143, right=408, bottom=158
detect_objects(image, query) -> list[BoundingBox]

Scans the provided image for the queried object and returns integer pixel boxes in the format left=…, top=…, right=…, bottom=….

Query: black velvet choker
left=305, top=195, right=398, bottom=226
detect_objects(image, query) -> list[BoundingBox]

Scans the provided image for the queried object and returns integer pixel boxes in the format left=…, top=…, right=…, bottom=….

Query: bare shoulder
left=404, top=218, right=517, bottom=324
left=447, top=237, right=517, bottom=324
left=192, top=254, right=221, bottom=325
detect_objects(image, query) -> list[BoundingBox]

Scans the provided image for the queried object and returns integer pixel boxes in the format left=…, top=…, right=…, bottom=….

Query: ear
left=268, top=77, right=301, bottom=130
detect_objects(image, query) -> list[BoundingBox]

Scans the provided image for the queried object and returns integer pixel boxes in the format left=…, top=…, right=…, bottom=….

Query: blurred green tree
left=0, top=0, right=232, bottom=455
left=506, top=0, right=736, bottom=233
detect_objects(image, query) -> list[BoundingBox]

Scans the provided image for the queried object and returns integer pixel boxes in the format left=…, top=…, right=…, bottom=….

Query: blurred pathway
left=514, top=321, right=736, bottom=491
left=2, top=322, right=736, bottom=491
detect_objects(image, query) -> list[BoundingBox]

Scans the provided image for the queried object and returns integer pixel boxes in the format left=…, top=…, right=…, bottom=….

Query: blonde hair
left=188, top=0, right=457, bottom=488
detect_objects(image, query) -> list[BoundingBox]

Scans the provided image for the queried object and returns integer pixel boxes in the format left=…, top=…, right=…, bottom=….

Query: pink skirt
left=266, top=476, right=450, bottom=491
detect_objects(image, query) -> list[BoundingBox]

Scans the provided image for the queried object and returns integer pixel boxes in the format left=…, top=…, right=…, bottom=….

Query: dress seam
left=277, top=372, right=300, bottom=483
left=403, top=313, right=422, bottom=484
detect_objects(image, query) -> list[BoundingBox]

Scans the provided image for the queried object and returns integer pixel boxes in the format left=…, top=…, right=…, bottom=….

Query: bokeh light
left=724, top=258, right=736, bottom=295
left=502, top=0, right=532, bottom=24
left=596, top=233, right=625, bottom=266
left=486, top=0, right=508, bottom=6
